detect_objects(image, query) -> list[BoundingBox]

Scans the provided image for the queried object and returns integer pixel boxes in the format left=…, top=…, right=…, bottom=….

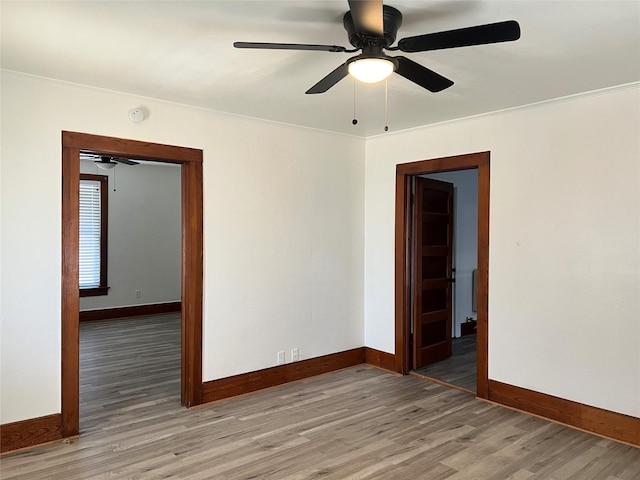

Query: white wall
left=364, top=85, right=640, bottom=417
left=424, top=170, right=479, bottom=338
left=79, top=161, right=181, bottom=310
left=0, top=71, right=365, bottom=423
left=2, top=69, right=637, bottom=425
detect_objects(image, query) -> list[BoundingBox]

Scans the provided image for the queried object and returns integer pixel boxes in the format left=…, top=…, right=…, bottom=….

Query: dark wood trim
left=395, top=152, right=490, bottom=398
left=79, top=173, right=109, bottom=296
left=79, top=302, right=182, bottom=322
left=476, top=162, right=490, bottom=398
left=1, top=347, right=391, bottom=454
left=61, top=144, right=80, bottom=438
left=394, top=173, right=412, bottom=374
left=79, top=286, right=109, bottom=297
left=201, top=348, right=366, bottom=403
left=62, top=131, right=204, bottom=441
left=488, top=380, right=640, bottom=447
left=364, top=347, right=397, bottom=373
left=62, top=131, right=201, bottom=163
left=1, top=414, right=62, bottom=454
left=78, top=173, right=109, bottom=181
left=181, top=160, right=204, bottom=407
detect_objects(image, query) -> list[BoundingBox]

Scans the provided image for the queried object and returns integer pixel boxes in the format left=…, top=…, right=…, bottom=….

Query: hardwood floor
left=1, top=316, right=638, bottom=479
left=413, top=335, right=477, bottom=393
left=79, top=313, right=182, bottom=432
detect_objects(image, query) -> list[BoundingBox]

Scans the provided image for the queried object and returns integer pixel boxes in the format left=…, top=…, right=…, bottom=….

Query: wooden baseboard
left=201, top=348, right=366, bottom=404
left=488, top=380, right=640, bottom=447
left=11, top=351, right=634, bottom=453
left=364, top=347, right=398, bottom=373
left=1, top=413, right=62, bottom=454
left=1, top=347, right=383, bottom=453
left=79, top=301, right=181, bottom=322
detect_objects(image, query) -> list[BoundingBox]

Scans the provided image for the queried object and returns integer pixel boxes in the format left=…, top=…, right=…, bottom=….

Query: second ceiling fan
left=234, top=0, right=520, bottom=94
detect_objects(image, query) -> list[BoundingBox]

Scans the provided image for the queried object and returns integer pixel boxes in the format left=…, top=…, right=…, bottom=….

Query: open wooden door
left=412, top=177, right=454, bottom=369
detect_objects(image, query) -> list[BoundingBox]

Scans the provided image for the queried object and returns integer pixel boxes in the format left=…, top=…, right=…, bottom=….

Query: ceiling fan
left=234, top=0, right=520, bottom=94
left=80, top=152, right=140, bottom=170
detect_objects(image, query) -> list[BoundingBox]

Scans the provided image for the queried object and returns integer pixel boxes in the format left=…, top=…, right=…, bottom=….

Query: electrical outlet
left=291, top=348, right=299, bottom=362
left=135, top=290, right=141, bottom=298
left=277, top=351, right=285, bottom=365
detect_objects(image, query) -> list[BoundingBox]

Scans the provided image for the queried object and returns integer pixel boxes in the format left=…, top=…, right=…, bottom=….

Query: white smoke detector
left=128, top=107, right=145, bottom=123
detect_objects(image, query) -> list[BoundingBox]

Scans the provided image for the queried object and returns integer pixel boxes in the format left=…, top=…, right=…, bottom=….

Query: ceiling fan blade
left=80, top=152, right=139, bottom=165
left=348, top=0, right=384, bottom=36
left=234, top=42, right=349, bottom=53
left=306, top=63, right=349, bottom=94
left=79, top=152, right=99, bottom=161
left=395, top=56, right=453, bottom=93
left=112, top=157, right=139, bottom=166
left=397, top=20, right=521, bottom=53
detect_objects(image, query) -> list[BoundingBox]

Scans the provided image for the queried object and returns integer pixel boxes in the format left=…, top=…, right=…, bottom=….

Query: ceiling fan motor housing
left=343, top=5, right=403, bottom=49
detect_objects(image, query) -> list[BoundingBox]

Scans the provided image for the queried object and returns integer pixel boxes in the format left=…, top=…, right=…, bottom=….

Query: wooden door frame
left=61, top=131, right=203, bottom=438
left=395, top=151, right=490, bottom=398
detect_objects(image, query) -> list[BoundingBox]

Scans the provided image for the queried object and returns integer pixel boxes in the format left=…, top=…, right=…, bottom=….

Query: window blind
left=79, top=179, right=102, bottom=288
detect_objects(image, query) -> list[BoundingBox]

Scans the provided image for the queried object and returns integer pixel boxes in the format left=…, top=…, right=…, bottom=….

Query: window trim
left=79, top=173, right=109, bottom=297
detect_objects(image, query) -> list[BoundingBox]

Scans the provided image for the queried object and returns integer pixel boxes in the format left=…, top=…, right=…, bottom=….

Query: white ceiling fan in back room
left=80, top=152, right=140, bottom=170
left=80, top=152, right=141, bottom=192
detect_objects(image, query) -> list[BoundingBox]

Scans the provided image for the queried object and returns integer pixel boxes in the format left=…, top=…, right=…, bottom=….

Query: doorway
left=394, top=152, right=489, bottom=399
left=61, top=131, right=203, bottom=438
left=411, top=171, right=479, bottom=393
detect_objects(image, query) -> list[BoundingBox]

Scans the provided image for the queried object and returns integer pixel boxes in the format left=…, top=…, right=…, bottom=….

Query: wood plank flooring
left=79, top=313, right=182, bottom=433
left=1, top=315, right=638, bottom=479
left=413, top=335, right=477, bottom=393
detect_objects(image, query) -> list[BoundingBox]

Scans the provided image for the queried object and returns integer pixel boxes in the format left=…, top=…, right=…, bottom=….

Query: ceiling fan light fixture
left=348, top=57, right=395, bottom=84
left=95, top=161, right=116, bottom=170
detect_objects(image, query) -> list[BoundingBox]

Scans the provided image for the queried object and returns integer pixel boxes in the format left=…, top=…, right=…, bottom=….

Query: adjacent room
left=78, top=158, right=182, bottom=433
left=1, top=1, right=639, bottom=478
left=410, top=169, right=479, bottom=394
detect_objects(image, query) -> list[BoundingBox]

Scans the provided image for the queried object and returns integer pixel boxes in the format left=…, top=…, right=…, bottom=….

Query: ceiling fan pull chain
left=113, top=165, right=117, bottom=192
left=384, top=79, right=389, bottom=132
left=352, top=79, right=358, bottom=125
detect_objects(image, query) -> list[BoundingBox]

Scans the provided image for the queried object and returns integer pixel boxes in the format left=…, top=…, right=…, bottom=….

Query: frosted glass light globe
left=348, top=58, right=394, bottom=84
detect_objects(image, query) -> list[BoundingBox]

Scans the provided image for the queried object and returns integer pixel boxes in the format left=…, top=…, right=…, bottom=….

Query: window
left=79, top=174, right=109, bottom=296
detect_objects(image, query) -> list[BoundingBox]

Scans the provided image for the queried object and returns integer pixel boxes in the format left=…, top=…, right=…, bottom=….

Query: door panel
left=412, top=177, right=454, bottom=369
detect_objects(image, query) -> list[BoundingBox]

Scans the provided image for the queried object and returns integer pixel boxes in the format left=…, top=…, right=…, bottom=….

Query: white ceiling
left=2, top=1, right=639, bottom=137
